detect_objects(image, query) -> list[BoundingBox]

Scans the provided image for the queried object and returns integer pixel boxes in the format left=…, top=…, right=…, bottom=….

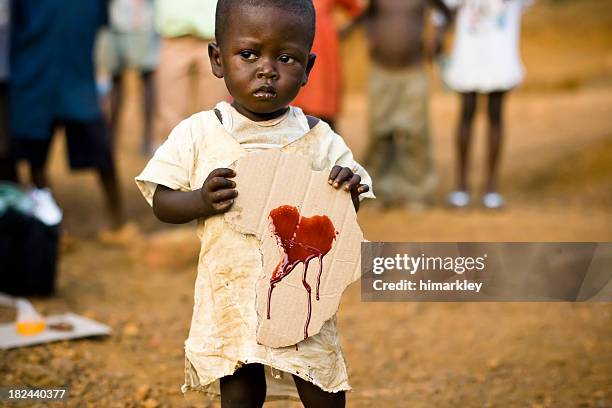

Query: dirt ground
left=1, top=1, right=611, bottom=407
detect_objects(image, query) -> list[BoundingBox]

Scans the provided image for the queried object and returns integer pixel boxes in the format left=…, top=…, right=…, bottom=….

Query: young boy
left=362, top=0, right=451, bottom=209
left=135, top=0, right=374, bottom=406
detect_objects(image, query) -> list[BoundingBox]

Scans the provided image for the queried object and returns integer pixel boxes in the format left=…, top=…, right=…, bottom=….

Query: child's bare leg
left=140, top=70, right=156, bottom=155
left=220, top=363, right=266, bottom=408
left=485, top=91, right=506, bottom=193
left=293, top=375, right=345, bottom=408
left=97, top=168, right=124, bottom=229
left=109, top=74, right=123, bottom=150
left=456, top=92, right=477, bottom=191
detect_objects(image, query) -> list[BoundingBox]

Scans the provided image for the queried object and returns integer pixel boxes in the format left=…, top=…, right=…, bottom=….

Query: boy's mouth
left=253, top=85, right=277, bottom=100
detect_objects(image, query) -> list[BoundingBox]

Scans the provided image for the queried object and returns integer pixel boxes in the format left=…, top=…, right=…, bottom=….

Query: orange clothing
left=293, top=0, right=363, bottom=120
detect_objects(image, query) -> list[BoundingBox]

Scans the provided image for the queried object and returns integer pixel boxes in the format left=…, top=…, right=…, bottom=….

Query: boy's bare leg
left=140, top=70, right=156, bottom=155
left=293, top=374, right=345, bottom=408
left=456, top=92, right=477, bottom=192
left=97, top=168, right=124, bottom=230
left=109, top=74, right=123, bottom=150
left=220, top=363, right=266, bottom=408
left=485, top=91, right=506, bottom=193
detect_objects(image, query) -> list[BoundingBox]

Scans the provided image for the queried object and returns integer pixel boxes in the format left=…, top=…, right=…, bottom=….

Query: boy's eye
left=239, top=51, right=257, bottom=60
left=278, top=55, right=295, bottom=64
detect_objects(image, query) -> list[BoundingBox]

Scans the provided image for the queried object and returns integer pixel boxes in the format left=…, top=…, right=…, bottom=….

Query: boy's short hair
left=215, top=0, right=316, bottom=49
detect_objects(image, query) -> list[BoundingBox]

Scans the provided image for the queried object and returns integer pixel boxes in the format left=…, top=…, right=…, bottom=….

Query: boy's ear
left=301, top=53, right=317, bottom=86
left=208, top=42, right=224, bottom=79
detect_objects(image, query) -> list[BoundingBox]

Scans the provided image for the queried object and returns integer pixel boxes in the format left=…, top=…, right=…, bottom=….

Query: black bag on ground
left=0, top=208, right=59, bottom=296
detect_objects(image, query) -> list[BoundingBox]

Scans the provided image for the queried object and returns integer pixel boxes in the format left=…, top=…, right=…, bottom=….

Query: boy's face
left=209, top=5, right=316, bottom=121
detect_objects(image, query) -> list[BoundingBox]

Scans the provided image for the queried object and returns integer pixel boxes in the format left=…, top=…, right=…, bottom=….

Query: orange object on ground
left=292, top=0, right=363, bottom=120
left=16, top=320, right=46, bottom=336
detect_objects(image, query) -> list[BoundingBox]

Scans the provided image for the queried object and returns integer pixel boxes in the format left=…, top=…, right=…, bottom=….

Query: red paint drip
left=267, top=205, right=336, bottom=340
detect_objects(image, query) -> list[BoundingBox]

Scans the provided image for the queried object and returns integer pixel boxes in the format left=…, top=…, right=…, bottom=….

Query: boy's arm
left=152, top=168, right=237, bottom=224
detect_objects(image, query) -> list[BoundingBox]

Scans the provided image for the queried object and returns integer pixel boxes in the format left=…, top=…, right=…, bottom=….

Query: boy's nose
left=257, top=59, right=279, bottom=80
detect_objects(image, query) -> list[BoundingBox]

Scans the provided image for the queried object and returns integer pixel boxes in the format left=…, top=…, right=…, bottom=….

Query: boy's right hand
left=200, top=168, right=237, bottom=216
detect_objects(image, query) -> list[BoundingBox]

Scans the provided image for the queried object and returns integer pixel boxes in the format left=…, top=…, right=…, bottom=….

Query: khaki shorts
left=96, top=29, right=160, bottom=75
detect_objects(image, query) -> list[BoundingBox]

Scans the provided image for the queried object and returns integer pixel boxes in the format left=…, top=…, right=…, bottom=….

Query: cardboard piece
left=225, top=150, right=364, bottom=348
left=0, top=313, right=111, bottom=350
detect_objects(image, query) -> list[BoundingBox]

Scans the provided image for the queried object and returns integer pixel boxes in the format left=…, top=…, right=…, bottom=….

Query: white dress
left=443, top=0, right=532, bottom=93
left=135, top=102, right=374, bottom=401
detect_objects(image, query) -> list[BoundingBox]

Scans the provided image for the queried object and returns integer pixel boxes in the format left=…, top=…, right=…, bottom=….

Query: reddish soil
left=1, top=1, right=611, bottom=407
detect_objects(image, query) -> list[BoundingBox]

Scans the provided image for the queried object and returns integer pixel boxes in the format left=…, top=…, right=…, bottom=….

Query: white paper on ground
left=0, top=313, right=111, bottom=350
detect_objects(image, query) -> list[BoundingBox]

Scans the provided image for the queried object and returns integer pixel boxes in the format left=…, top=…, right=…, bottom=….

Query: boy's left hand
left=328, top=165, right=370, bottom=211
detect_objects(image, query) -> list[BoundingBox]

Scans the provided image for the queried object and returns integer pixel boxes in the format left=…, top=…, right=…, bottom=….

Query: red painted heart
left=267, top=205, right=337, bottom=340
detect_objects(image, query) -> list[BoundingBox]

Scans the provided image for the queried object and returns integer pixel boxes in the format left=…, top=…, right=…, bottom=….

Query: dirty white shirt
left=135, top=102, right=374, bottom=401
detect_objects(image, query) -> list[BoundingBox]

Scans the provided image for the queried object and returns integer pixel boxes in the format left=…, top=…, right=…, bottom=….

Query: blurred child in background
left=292, top=0, right=364, bottom=131
left=152, top=0, right=228, bottom=151
left=362, top=0, right=451, bottom=210
left=96, top=0, right=160, bottom=155
left=443, top=0, right=532, bottom=209
left=10, top=0, right=126, bottom=233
